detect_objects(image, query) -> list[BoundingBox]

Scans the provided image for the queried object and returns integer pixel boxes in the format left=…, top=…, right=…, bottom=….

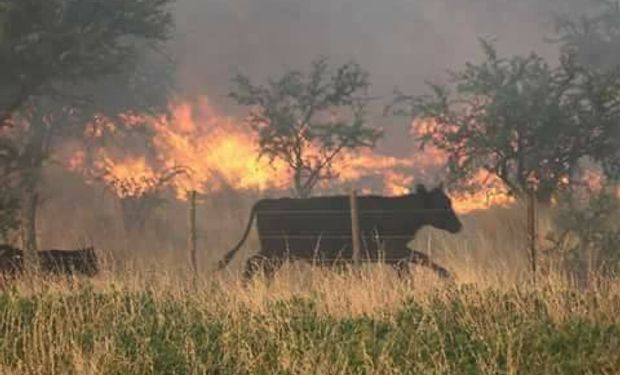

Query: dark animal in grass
left=217, top=184, right=462, bottom=280
left=37, top=247, right=99, bottom=277
left=0, top=244, right=24, bottom=276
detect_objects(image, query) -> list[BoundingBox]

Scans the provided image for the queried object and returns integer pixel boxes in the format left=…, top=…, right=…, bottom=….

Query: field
left=2, top=203, right=620, bottom=374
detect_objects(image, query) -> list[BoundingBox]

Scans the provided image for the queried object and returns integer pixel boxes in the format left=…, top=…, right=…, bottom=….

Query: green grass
left=0, top=280, right=619, bottom=374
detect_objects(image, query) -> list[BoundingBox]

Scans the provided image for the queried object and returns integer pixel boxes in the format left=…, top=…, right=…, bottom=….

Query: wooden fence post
left=527, top=187, right=537, bottom=285
left=349, top=189, right=361, bottom=266
left=188, top=190, right=198, bottom=275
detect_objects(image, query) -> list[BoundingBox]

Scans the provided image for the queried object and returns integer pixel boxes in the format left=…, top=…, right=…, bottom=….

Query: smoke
left=170, top=0, right=592, bottom=153
left=172, top=0, right=592, bottom=94
left=29, top=0, right=604, bottom=255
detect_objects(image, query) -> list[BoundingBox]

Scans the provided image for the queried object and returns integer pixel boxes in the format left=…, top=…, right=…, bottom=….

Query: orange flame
left=142, top=98, right=291, bottom=197
left=69, top=96, right=520, bottom=213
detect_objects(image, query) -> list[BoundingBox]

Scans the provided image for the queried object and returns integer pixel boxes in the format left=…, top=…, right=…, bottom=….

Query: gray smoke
left=170, top=0, right=593, bottom=152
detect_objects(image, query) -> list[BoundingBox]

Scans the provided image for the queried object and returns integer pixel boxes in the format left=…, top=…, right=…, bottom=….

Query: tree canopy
left=0, top=0, right=175, bottom=242
left=555, top=0, right=620, bottom=70
left=555, top=1, right=620, bottom=180
left=230, top=58, right=383, bottom=198
left=393, top=40, right=620, bottom=203
left=0, top=0, right=174, bottom=127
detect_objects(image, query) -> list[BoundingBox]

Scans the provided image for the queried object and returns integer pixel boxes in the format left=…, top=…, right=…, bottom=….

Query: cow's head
left=416, top=184, right=462, bottom=234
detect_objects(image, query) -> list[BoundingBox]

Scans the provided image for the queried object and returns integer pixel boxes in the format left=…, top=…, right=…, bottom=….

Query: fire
left=68, top=95, right=519, bottom=213
left=70, top=98, right=291, bottom=199
left=142, top=98, right=291, bottom=197
left=450, top=170, right=515, bottom=213
left=95, top=152, right=159, bottom=198
left=332, top=151, right=416, bottom=184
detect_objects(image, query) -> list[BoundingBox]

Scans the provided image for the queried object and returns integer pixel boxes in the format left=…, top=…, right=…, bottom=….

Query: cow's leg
left=409, top=250, right=452, bottom=280
left=383, top=240, right=413, bottom=278
left=391, top=259, right=411, bottom=278
left=242, top=254, right=284, bottom=282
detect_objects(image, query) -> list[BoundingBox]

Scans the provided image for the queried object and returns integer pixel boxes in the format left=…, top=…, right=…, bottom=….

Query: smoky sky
left=170, top=0, right=592, bottom=153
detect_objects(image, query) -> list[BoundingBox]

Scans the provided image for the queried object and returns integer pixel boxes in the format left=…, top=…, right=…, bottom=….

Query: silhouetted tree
left=97, top=166, right=186, bottom=236
left=230, top=58, right=383, bottom=197
left=556, top=0, right=620, bottom=69
left=555, top=1, right=620, bottom=181
left=0, top=0, right=175, bottom=251
left=392, top=40, right=620, bottom=203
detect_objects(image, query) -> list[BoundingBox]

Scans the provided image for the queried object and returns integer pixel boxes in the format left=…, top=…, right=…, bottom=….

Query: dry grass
left=1, top=202, right=619, bottom=374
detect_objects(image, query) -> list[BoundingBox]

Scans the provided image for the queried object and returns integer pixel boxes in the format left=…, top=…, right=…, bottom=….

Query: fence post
left=527, top=187, right=537, bottom=285
left=349, top=189, right=361, bottom=266
left=188, top=190, right=198, bottom=276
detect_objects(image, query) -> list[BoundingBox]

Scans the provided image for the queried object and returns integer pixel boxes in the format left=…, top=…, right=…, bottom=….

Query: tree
left=546, top=185, right=620, bottom=282
left=392, top=40, right=620, bottom=203
left=0, top=137, right=20, bottom=241
left=555, top=0, right=620, bottom=70
left=555, top=1, right=620, bottom=181
left=97, top=165, right=186, bottom=236
left=0, top=0, right=173, bottom=127
left=0, top=0, right=175, bottom=251
left=230, top=58, right=383, bottom=198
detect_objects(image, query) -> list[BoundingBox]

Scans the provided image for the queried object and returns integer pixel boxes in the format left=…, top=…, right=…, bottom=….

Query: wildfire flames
left=67, top=96, right=519, bottom=213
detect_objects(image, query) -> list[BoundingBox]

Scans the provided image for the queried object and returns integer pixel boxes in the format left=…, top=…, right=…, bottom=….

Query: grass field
left=1, top=272, right=620, bottom=374
left=1, top=204, right=619, bottom=374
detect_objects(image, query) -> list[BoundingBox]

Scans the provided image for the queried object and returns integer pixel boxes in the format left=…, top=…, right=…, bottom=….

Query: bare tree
left=98, top=165, right=187, bottom=236
left=230, top=58, right=383, bottom=198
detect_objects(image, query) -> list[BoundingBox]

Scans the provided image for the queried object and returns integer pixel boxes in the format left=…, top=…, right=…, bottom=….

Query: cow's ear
left=416, top=184, right=428, bottom=195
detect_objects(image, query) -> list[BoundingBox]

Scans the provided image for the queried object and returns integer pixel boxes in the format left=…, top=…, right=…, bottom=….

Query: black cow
left=37, top=247, right=99, bottom=277
left=0, top=246, right=99, bottom=277
left=217, top=184, right=463, bottom=280
left=0, top=244, right=24, bottom=276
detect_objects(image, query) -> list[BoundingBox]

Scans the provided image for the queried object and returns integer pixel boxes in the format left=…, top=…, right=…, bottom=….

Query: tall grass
left=2, top=202, right=618, bottom=374
left=1, top=270, right=620, bottom=374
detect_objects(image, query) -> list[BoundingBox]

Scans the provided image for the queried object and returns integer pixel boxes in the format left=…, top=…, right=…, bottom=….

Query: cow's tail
left=216, top=204, right=258, bottom=271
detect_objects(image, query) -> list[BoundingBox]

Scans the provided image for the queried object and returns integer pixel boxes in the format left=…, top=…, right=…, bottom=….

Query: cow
left=37, top=247, right=99, bottom=277
left=0, top=244, right=24, bottom=276
left=216, top=184, right=463, bottom=280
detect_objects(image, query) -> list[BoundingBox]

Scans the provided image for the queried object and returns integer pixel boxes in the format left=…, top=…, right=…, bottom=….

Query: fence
left=186, top=189, right=539, bottom=280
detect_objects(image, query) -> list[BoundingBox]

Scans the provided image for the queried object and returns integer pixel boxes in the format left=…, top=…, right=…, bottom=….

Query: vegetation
left=0, top=0, right=173, bottom=126
left=0, top=1, right=618, bottom=374
left=392, top=40, right=620, bottom=203
left=0, top=202, right=614, bottom=374
left=0, top=273, right=620, bottom=374
left=556, top=0, right=620, bottom=70
left=555, top=1, right=620, bottom=180
left=230, top=58, right=383, bottom=198
left=546, top=185, right=620, bottom=281
left=0, top=0, right=175, bottom=250
left=0, top=128, right=19, bottom=239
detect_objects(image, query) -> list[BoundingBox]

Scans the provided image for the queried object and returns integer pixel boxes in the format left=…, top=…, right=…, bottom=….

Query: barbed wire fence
left=185, top=188, right=539, bottom=279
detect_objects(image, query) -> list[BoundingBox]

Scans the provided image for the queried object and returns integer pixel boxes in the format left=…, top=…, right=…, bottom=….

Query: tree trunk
left=293, top=168, right=307, bottom=198
left=22, top=188, right=39, bottom=254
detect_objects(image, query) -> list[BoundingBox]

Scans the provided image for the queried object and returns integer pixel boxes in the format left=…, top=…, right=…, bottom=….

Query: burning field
left=65, top=96, right=515, bottom=213
left=3, top=0, right=620, bottom=373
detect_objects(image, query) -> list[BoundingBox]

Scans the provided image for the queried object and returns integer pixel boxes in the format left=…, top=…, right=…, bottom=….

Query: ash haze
left=171, top=0, right=591, bottom=153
